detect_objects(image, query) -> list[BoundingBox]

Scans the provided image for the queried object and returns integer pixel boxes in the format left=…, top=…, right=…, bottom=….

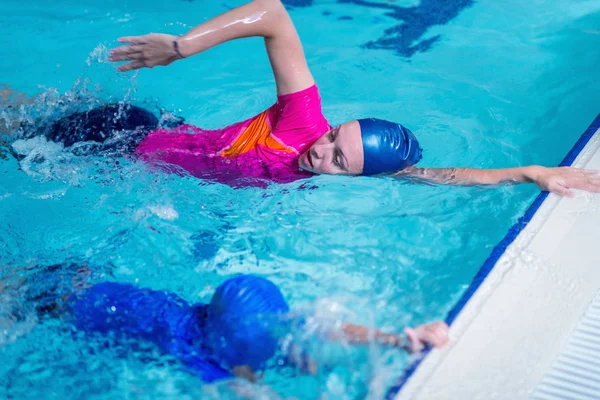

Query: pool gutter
left=390, top=112, right=600, bottom=400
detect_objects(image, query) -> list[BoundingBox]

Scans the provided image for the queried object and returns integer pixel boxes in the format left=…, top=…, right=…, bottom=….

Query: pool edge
left=386, top=111, right=600, bottom=400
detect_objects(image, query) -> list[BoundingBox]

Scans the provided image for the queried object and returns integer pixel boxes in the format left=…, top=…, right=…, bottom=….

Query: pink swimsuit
left=135, top=85, right=331, bottom=184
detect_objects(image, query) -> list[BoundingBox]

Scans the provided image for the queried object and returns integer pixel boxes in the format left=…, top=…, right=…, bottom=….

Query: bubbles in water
left=262, top=295, right=410, bottom=399
left=0, top=72, right=172, bottom=187
left=148, top=205, right=179, bottom=221
left=11, top=136, right=81, bottom=184
left=0, top=291, right=37, bottom=347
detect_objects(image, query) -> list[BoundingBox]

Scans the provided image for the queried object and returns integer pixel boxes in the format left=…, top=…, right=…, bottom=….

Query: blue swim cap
left=358, top=118, right=422, bottom=175
left=205, top=275, right=289, bottom=370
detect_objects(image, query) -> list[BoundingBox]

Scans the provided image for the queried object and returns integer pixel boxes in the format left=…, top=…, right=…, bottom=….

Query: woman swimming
left=3, top=0, right=600, bottom=194
left=19, top=263, right=449, bottom=384
left=108, top=0, right=600, bottom=196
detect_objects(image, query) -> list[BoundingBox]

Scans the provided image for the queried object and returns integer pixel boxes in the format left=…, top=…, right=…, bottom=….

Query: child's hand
left=403, top=321, right=449, bottom=353
left=528, top=166, right=600, bottom=197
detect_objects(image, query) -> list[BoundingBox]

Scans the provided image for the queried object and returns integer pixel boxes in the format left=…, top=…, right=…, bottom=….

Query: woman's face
left=298, top=120, right=364, bottom=175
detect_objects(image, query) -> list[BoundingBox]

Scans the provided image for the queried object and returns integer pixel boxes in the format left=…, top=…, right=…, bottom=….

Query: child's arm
left=284, top=321, right=448, bottom=375
left=110, top=0, right=313, bottom=96
left=338, top=321, right=449, bottom=353
left=279, top=320, right=449, bottom=377
left=393, top=165, right=600, bottom=197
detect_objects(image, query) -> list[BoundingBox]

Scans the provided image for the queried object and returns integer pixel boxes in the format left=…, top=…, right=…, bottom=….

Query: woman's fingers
left=562, top=170, right=600, bottom=193
left=112, top=37, right=147, bottom=64
left=540, top=168, right=600, bottom=195
left=577, top=175, right=600, bottom=192
left=117, top=61, right=146, bottom=72
left=581, top=169, right=600, bottom=176
left=117, top=36, right=146, bottom=44
left=550, top=182, right=574, bottom=197
left=110, top=34, right=178, bottom=71
left=109, top=45, right=144, bottom=61
left=110, top=53, right=140, bottom=62
left=114, top=44, right=143, bottom=55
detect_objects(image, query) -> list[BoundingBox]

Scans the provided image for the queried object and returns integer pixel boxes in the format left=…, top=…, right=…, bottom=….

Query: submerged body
left=68, top=281, right=233, bottom=382
left=30, top=268, right=290, bottom=383
left=23, top=264, right=448, bottom=384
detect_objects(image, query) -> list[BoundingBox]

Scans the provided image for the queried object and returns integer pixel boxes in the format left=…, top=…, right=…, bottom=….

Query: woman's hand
left=527, top=166, right=600, bottom=197
left=403, top=321, right=449, bottom=353
left=109, top=34, right=182, bottom=72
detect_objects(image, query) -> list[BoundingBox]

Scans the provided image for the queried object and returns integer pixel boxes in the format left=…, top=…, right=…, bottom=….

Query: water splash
left=86, top=44, right=111, bottom=67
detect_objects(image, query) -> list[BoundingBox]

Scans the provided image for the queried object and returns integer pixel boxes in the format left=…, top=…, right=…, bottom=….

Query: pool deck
left=393, top=113, right=600, bottom=400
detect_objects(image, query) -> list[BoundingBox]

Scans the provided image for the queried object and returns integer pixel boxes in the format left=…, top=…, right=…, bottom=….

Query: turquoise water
left=1, top=0, right=600, bottom=398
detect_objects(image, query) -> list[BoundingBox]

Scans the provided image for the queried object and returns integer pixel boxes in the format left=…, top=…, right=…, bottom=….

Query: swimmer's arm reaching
left=110, top=0, right=314, bottom=96
left=337, top=321, right=449, bottom=353
left=283, top=321, right=449, bottom=375
left=393, top=165, right=600, bottom=197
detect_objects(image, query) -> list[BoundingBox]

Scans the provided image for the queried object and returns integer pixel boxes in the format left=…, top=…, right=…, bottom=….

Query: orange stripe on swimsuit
left=220, top=110, right=295, bottom=158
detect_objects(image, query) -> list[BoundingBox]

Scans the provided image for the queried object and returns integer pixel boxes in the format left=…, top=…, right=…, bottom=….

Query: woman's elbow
left=254, top=0, right=290, bottom=34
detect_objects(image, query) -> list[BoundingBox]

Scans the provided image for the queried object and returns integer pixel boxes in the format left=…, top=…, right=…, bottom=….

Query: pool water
left=1, top=0, right=600, bottom=398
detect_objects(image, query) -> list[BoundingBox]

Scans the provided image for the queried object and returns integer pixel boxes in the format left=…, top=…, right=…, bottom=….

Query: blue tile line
left=385, top=111, right=600, bottom=400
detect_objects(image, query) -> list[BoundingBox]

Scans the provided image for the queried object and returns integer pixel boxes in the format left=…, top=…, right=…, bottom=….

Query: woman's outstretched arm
left=392, top=165, right=600, bottom=197
left=110, top=0, right=313, bottom=96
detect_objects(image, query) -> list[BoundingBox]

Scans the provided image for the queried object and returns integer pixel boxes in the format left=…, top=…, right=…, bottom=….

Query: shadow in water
left=282, top=0, right=475, bottom=57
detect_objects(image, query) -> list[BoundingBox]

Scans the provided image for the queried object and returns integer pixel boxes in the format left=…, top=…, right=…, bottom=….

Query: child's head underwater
left=298, top=119, right=422, bottom=176
left=204, top=275, right=290, bottom=371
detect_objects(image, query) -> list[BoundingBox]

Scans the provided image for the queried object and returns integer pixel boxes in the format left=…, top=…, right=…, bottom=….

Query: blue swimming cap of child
left=205, top=275, right=289, bottom=371
left=358, top=118, right=422, bottom=175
